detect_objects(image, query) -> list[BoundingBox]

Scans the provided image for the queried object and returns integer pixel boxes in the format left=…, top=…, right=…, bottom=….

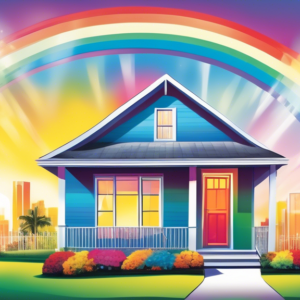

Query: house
left=37, top=75, right=288, bottom=260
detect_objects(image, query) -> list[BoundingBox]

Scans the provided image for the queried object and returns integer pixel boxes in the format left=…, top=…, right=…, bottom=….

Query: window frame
left=154, top=108, right=176, bottom=141
left=95, top=175, right=163, bottom=228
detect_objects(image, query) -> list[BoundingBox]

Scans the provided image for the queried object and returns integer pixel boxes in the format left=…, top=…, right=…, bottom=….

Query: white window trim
left=154, top=108, right=176, bottom=141
left=94, top=175, right=163, bottom=228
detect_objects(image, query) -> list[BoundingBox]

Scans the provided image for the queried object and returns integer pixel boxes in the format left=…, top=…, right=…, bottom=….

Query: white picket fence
left=0, top=232, right=57, bottom=251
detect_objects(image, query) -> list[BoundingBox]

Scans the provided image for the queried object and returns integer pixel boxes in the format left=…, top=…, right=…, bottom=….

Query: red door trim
left=202, top=169, right=237, bottom=248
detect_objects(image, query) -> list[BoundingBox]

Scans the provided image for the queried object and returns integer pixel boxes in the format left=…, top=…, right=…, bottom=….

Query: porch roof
left=37, top=142, right=288, bottom=167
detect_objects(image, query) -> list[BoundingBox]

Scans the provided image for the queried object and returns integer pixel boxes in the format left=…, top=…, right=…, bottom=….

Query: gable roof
left=37, top=75, right=287, bottom=167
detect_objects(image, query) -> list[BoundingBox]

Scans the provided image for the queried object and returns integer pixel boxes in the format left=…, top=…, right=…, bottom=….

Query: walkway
left=186, top=268, right=284, bottom=300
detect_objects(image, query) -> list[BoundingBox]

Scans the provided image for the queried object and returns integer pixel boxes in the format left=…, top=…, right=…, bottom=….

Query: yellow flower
left=121, top=249, right=152, bottom=270
left=63, top=251, right=95, bottom=275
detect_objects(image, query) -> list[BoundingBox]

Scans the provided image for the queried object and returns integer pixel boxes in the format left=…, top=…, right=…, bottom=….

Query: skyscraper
left=276, top=201, right=287, bottom=250
left=32, top=200, right=46, bottom=216
left=12, top=181, right=30, bottom=231
left=45, top=207, right=58, bottom=232
left=0, top=207, right=9, bottom=247
left=288, top=193, right=300, bottom=242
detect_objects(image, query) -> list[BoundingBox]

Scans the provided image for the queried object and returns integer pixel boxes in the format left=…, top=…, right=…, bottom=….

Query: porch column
left=188, top=167, right=197, bottom=251
left=57, top=167, right=66, bottom=250
left=268, top=165, right=276, bottom=252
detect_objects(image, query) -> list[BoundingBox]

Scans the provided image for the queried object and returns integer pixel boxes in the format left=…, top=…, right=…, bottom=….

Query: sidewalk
left=186, top=268, right=284, bottom=300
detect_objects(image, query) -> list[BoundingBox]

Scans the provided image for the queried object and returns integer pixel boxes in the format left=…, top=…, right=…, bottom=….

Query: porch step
left=198, top=250, right=261, bottom=268
left=204, top=262, right=261, bottom=267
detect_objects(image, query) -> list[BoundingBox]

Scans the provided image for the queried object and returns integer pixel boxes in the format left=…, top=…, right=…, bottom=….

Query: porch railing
left=254, top=226, right=268, bottom=256
left=65, top=227, right=188, bottom=250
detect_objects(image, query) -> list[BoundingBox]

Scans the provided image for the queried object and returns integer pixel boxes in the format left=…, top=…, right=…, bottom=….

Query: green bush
left=270, top=250, right=293, bottom=269
left=260, top=254, right=272, bottom=268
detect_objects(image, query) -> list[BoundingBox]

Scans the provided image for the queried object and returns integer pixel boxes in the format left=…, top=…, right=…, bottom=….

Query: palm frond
left=19, top=216, right=33, bottom=222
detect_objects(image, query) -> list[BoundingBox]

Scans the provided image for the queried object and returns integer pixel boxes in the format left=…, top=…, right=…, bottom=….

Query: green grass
left=262, top=275, right=300, bottom=300
left=0, top=250, right=55, bottom=262
left=0, top=261, right=203, bottom=300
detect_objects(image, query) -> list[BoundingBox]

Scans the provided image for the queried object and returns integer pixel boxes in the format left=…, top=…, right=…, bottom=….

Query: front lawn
left=0, top=250, right=55, bottom=262
left=262, top=275, right=300, bottom=300
left=0, top=261, right=203, bottom=300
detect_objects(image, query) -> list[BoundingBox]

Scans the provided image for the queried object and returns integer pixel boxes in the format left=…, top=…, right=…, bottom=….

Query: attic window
left=154, top=108, right=176, bottom=141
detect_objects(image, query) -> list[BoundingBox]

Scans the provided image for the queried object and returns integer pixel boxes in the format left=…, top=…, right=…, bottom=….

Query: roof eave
left=37, top=157, right=289, bottom=167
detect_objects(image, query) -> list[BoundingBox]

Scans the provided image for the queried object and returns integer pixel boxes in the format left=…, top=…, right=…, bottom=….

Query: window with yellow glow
left=157, top=109, right=173, bottom=139
left=97, top=178, right=114, bottom=226
left=97, top=176, right=161, bottom=227
left=116, top=176, right=139, bottom=227
left=142, top=180, right=160, bottom=226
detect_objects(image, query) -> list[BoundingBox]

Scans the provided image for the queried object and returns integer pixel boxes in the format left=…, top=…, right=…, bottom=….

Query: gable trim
left=39, top=74, right=269, bottom=160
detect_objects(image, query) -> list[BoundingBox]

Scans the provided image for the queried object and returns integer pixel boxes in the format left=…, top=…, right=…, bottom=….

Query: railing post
left=188, top=167, right=197, bottom=251
left=57, top=167, right=66, bottom=250
left=268, top=165, right=276, bottom=252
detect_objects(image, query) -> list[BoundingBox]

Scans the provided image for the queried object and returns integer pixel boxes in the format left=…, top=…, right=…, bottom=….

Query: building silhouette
left=276, top=201, right=287, bottom=250
left=12, top=181, right=30, bottom=231
left=288, top=193, right=300, bottom=249
left=0, top=208, right=9, bottom=247
left=32, top=200, right=46, bottom=216
left=46, top=207, right=58, bottom=232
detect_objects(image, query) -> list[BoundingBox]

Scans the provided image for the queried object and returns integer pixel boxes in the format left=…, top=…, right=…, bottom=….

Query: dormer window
left=154, top=108, right=176, bottom=141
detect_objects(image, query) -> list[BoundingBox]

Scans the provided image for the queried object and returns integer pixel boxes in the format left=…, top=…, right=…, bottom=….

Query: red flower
left=291, top=250, right=300, bottom=268
left=88, top=249, right=126, bottom=267
left=43, top=251, right=75, bottom=274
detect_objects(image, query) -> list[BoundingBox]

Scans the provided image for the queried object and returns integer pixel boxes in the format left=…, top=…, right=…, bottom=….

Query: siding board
left=97, top=96, right=232, bottom=144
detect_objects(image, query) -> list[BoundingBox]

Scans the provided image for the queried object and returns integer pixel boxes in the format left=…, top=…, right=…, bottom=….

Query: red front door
left=203, top=177, right=230, bottom=247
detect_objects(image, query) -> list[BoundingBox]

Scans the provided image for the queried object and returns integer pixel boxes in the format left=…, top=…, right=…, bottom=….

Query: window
left=97, top=176, right=161, bottom=227
left=97, top=178, right=114, bottom=226
left=116, top=176, right=139, bottom=227
left=142, top=179, right=160, bottom=226
left=154, top=108, right=176, bottom=141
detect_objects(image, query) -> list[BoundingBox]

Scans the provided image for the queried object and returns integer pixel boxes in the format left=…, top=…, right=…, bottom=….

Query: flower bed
left=260, top=250, right=300, bottom=274
left=42, top=249, right=204, bottom=277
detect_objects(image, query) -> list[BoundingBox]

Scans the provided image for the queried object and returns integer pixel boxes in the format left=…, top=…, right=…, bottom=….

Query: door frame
left=203, top=175, right=231, bottom=247
left=201, top=169, right=235, bottom=249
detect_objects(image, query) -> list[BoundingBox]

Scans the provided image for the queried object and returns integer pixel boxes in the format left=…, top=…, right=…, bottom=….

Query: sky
left=0, top=0, right=300, bottom=228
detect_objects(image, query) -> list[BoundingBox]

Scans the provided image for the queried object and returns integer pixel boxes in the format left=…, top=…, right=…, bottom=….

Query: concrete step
left=198, top=249, right=257, bottom=255
left=198, top=249, right=261, bottom=268
left=204, top=261, right=261, bottom=268
left=202, top=254, right=259, bottom=260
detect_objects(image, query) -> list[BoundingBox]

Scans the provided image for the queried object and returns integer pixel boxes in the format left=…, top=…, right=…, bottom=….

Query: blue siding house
left=38, top=75, right=287, bottom=265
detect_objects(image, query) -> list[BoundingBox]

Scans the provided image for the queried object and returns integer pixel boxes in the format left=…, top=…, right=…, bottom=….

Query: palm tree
left=19, top=206, right=52, bottom=249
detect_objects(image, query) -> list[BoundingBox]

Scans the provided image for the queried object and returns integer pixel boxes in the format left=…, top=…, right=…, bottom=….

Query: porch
left=56, top=165, right=279, bottom=253
left=60, top=226, right=268, bottom=255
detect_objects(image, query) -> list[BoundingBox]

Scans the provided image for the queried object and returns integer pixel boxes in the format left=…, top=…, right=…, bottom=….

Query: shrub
left=43, top=251, right=75, bottom=274
left=88, top=249, right=126, bottom=268
left=270, top=250, right=293, bottom=269
left=62, top=251, right=95, bottom=275
left=145, top=251, right=176, bottom=270
left=151, top=266, right=162, bottom=271
left=5, top=241, right=18, bottom=251
left=260, top=253, right=272, bottom=268
left=121, top=249, right=153, bottom=270
left=291, top=250, right=300, bottom=268
left=174, top=251, right=204, bottom=269
left=266, top=252, right=277, bottom=262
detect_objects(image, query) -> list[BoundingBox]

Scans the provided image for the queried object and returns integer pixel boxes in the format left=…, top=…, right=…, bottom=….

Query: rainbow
left=0, top=7, right=300, bottom=111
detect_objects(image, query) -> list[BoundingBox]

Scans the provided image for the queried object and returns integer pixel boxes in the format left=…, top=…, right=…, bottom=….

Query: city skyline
left=0, top=182, right=58, bottom=232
